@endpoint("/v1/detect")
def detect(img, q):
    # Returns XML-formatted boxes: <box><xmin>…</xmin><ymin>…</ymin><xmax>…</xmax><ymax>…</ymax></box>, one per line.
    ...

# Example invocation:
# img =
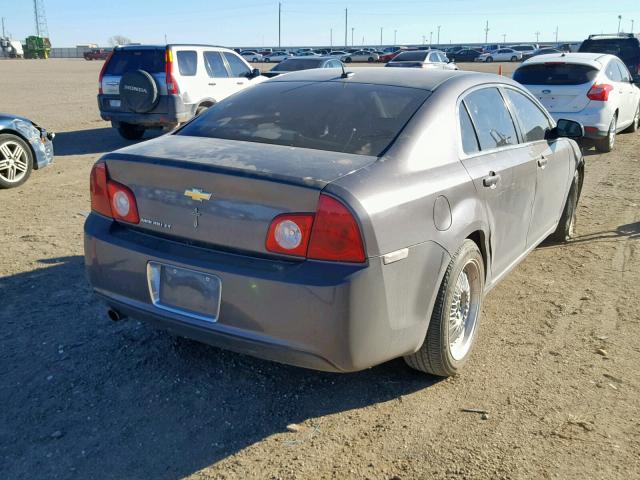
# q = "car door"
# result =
<box><xmin>604</xmin><ymin>59</ymin><xmax>631</xmax><ymax>125</ymax></box>
<box><xmin>502</xmin><ymin>87</ymin><xmax>572</xmax><ymax>246</ymax></box>
<box><xmin>458</xmin><ymin>87</ymin><xmax>538</xmax><ymax>279</ymax></box>
<box><xmin>203</xmin><ymin>51</ymin><xmax>235</xmax><ymax>102</ymax></box>
<box><xmin>222</xmin><ymin>52</ymin><xmax>252</xmax><ymax>94</ymax></box>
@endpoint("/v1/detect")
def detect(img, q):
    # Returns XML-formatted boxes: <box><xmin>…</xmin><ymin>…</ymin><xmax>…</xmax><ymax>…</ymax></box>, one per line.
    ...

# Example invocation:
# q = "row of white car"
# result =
<box><xmin>239</xmin><ymin>49</ymin><xmax>381</xmax><ymax>63</ymax></box>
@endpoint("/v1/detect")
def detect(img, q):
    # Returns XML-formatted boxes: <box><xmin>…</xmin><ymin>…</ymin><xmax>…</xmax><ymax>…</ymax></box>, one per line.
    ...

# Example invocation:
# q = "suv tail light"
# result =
<box><xmin>98</xmin><ymin>51</ymin><xmax>113</xmax><ymax>94</ymax></box>
<box><xmin>587</xmin><ymin>83</ymin><xmax>613</xmax><ymax>101</ymax></box>
<box><xmin>165</xmin><ymin>48</ymin><xmax>179</xmax><ymax>95</ymax></box>
<box><xmin>90</xmin><ymin>162</ymin><xmax>140</xmax><ymax>224</ymax></box>
<box><xmin>265</xmin><ymin>194</ymin><xmax>366</xmax><ymax>263</ymax></box>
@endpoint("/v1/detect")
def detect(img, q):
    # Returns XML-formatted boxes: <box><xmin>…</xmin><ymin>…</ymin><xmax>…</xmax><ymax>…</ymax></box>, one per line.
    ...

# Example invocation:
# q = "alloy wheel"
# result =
<box><xmin>0</xmin><ymin>140</ymin><xmax>29</xmax><ymax>184</ymax></box>
<box><xmin>448</xmin><ymin>258</ymin><xmax>482</xmax><ymax>361</ymax></box>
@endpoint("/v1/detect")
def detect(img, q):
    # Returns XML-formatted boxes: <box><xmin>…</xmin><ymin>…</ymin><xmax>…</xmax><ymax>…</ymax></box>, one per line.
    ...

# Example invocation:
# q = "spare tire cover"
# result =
<box><xmin>119</xmin><ymin>70</ymin><xmax>159</xmax><ymax>113</ymax></box>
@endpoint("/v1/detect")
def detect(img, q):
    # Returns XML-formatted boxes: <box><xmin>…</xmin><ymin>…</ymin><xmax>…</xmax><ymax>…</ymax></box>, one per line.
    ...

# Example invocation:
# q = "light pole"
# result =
<box><xmin>437</xmin><ymin>25</ymin><xmax>441</xmax><ymax>46</ymax></box>
<box><xmin>351</xmin><ymin>27</ymin><xmax>354</xmax><ymax>47</ymax></box>
<box><xmin>502</xmin><ymin>33</ymin><xmax>506</xmax><ymax>44</ymax></box>
<box><xmin>555</xmin><ymin>26</ymin><xmax>559</xmax><ymax>43</ymax></box>
<box><xmin>484</xmin><ymin>20</ymin><xmax>489</xmax><ymax>44</ymax></box>
<box><xmin>618</xmin><ymin>15</ymin><xmax>622</xmax><ymax>33</ymax></box>
<box><xmin>278</xmin><ymin>2</ymin><xmax>281</xmax><ymax>49</ymax></box>
<box><xmin>535</xmin><ymin>31</ymin><xmax>540</xmax><ymax>43</ymax></box>
<box><xmin>330</xmin><ymin>28</ymin><xmax>333</xmax><ymax>48</ymax></box>
<box><xmin>344</xmin><ymin>8</ymin><xmax>348</xmax><ymax>49</ymax></box>
<box><xmin>394</xmin><ymin>29</ymin><xmax>397</xmax><ymax>45</ymax></box>
<box><xmin>380</xmin><ymin>27</ymin><xmax>383</xmax><ymax>46</ymax></box>
<box><xmin>631</xmin><ymin>19</ymin><xmax>635</xmax><ymax>33</ymax></box>
<box><xmin>429</xmin><ymin>31</ymin><xmax>433</xmax><ymax>46</ymax></box>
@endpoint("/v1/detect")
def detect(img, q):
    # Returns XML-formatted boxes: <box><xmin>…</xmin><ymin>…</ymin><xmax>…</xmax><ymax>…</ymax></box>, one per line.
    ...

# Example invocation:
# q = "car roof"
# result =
<box><xmin>266</xmin><ymin>67</ymin><xmax>512</xmax><ymax>92</ymax></box>
<box><xmin>521</xmin><ymin>52</ymin><xmax>611</xmax><ymax>68</ymax></box>
<box><xmin>115</xmin><ymin>44</ymin><xmax>231</xmax><ymax>52</ymax></box>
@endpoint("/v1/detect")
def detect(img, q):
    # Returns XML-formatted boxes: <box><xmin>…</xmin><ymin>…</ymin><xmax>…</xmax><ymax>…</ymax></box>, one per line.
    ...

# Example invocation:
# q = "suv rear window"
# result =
<box><xmin>104</xmin><ymin>49</ymin><xmax>165</xmax><ymax>75</ymax></box>
<box><xmin>579</xmin><ymin>38</ymin><xmax>640</xmax><ymax>64</ymax></box>
<box><xmin>513</xmin><ymin>64</ymin><xmax>599</xmax><ymax>85</ymax></box>
<box><xmin>178</xmin><ymin>81</ymin><xmax>431</xmax><ymax>156</ymax></box>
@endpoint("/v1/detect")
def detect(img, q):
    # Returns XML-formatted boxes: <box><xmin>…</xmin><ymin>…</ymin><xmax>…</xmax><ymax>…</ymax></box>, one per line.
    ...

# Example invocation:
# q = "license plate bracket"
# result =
<box><xmin>147</xmin><ymin>262</ymin><xmax>221</xmax><ymax>322</ymax></box>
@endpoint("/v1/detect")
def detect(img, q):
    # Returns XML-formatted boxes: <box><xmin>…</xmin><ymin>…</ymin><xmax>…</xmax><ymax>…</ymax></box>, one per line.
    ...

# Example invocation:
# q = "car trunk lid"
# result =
<box><xmin>101</xmin><ymin>135</ymin><xmax>376</xmax><ymax>255</ymax></box>
<box><xmin>525</xmin><ymin>84</ymin><xmax>593</xmax><ymax>112</ymax></box>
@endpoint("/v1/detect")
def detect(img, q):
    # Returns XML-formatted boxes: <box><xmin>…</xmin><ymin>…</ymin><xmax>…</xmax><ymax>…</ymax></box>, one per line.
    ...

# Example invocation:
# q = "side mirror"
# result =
<box><xmin>548</xmin><ymin>119</ymin><xmax>584</xmax><ymax>140</ymax></box>
<box><xmin>250</xmin><ymin>68</ymin><xmax>261</xmax><ymax>78</ymax></box>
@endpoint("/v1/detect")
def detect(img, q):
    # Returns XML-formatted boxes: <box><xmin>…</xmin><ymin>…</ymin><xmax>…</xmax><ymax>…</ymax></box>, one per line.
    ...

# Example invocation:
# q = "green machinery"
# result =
<box><xmin>24</xmin><ymin>35</ymin><xmax>51</xmax><ymax>59</ymax></box>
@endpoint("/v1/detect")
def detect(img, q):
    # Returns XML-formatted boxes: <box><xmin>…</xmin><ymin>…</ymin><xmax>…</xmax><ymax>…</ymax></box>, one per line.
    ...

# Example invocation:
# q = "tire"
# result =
<box><xmin>622</xmin><ymin>103</ymin><xmax>639</xmax><ymax>134</ymax></box>
<box><xmin>511</xmin><ymin>56</ymin><xmax>517</xmax><ymax>62</ymax></box>
<box><xmin>116</xmin><ymin>123</ymin><xmax>146</xmax><ymax>140</ymax></box>
<box><xmin>368</xmin><ymin>57</ymin><xmax>374</xmax><ymax>63</ymax></box>
<box><xmin>486</xmin><ymin>56</ymin><xmax>493</xmax><ymax>63</ymax></box>
<box><xmin>252</xmin><ymin>57</ymin><xmax>258</xmax><ymax>62</ymax></box>
<box><xmin>548</xmin><ymin>169</ymin><xmax>581</xmax><ymax>243</ymax></box>
<box><xmin>404</xmin><ymin>239</ymin><xmax>485</xmax><ymax>377</ymax></box>
<box><xmin>344</xmin><ymin>57</ymin><xmax>352</xmax><ymax>63</ymax></box>
<box><xmin>0</xmin><ymin>134</ymin><xmax>34</xmax><ymax>189</ymax></box>
<box><xmin>595</xmin><ymin>114</ymin><xmax>617</xmax><ymax>153</ymax></box>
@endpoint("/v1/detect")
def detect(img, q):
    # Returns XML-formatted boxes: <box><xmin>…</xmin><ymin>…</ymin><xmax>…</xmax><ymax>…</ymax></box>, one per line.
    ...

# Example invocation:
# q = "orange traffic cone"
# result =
<box><xmin>498</xmin><ymin>65</ymin><xmax>503</xmax><ymax>76</ymax></box>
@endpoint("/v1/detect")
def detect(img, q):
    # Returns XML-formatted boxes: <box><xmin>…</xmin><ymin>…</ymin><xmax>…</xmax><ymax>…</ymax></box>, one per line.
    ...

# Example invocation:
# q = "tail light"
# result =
<box><xmin>90</xmin><ymin>162</ymin><xmax>139</xmax><ymax>224</ymax></box>
<box><xmin>97</xmin><ymin>51</ymin><xmax>113</xmax><ymax>94</ymax></box>
<box><xmin>265</xmin><ymin>194</ymin><xmax>366</xmax><ymax>263</ymax></box>
<box><xmin>165</xmin><ymin>48</ymin><xmax>179</xmax><ymax>95</ymax></box>
<box><xmin>587</xmin><ymin>83</ymin><xmax>613</xmax><ymax>101</ymax></box>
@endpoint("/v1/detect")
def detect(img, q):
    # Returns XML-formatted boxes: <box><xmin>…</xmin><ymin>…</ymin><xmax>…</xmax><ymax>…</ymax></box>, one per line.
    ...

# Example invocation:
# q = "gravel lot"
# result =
<box><xmin>1</xmin><ymin>59</ymin><xmax>639</xmax><ymax>480</ymax></box>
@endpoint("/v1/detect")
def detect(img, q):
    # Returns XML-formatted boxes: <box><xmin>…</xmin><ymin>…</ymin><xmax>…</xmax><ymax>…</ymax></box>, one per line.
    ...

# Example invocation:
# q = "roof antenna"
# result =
<box><xmin>340</xmin><ymin>63</ymin><xmax>353</xmax><ymax>79</ymax></box>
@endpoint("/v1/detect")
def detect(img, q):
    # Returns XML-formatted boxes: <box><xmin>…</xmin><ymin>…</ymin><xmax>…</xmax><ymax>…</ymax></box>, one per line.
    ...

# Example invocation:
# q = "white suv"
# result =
<box><xmin>514</xmin><ymin>52</ymin><xmax>640</xmax><ymax>152</ymax></box>
<box><xmin>98</xmin><ymin>44</ymin><xmax>266</xmax><ymax>139</ymax></box>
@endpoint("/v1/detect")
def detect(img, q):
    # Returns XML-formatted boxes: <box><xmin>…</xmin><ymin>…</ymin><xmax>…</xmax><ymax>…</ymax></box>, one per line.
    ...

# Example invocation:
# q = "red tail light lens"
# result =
<box><xmin>587</xmin><ymin>83</ymin><xmax>613</xmax><ymax>101</ymax></box>
<box><xmin>98</xmin><ymin>51</ymin><xmax>113</xmax><ymax>94</ymax></box>
<box><xmin>308</xmin><ymin>194</ymin><xmax>366</xmax><ymax>263</ymax></box>
<box><xmin>89</xmin><ymin>162</ymin><xmax>139</xmax><ymax>224</ymax></box>
<box><xmin>265</xmin><ymin>214</ymin><xmax>314</xmax><ymax>257</ymax></box>
<box><xmin>90</xmin><ymin>162</ymin><xmax>111</xmax><ymax>217</ymax></box>
<box><xmin>165</xmin><ymin>48</ymin><xmax>179</xmax><ymax>95</ymax></box>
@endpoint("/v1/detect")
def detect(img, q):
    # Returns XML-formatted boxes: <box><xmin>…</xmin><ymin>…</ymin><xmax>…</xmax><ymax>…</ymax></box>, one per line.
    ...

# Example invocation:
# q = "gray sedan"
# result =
<box><xmin>0</xmin><ymin>113</ymin><xmax>54</xmax><ymax>189</ymax></box>
<box><xmin>84</xmin><ymin>68</ymin><xmax>584</xmax><ymax>376</ymax></box>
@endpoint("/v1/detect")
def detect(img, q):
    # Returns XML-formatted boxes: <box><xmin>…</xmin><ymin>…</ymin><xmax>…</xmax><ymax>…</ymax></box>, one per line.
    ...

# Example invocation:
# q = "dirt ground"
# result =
<box><xmin>1</xmin><ymin>59</ymin><xmax>639</xmax><ymax>480</ymax></box>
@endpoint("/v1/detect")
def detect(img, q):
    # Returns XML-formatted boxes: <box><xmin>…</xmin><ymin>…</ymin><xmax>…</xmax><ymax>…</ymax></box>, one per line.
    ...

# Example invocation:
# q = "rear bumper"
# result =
<box><xmin>84</xmin><ymin>214</ymin><xmax>449</xmax><ymax>372</ymax></box>
<box><xmin>549</xmin><ymin>108</ymin><xmax>613</xmax><ymax>139</ymax></box>
<box><xmin>97</xmin><ymin>94</ymin><xmax>192</xmax><ymax>127</ymax></box>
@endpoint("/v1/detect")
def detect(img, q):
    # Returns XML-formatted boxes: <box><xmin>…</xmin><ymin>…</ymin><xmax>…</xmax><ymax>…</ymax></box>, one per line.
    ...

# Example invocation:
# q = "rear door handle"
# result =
<box><xmin>236</xmin><ymin>81</ymin><xmax>245</xmax><ymax>85</ymax></box>
<box><xmin>482</xmin><ymin>172</ymin><xmax>501</xmax><ymax>188</ymax></box>
<box><xmin>537</xmin><ymin>156</ymin><xmax>548</xmax><ymax>168</ymax></box>
<box><xmin>208</xmin><ymin>82</ymin><xmax>216</xmax><ymax>86</ymax></box>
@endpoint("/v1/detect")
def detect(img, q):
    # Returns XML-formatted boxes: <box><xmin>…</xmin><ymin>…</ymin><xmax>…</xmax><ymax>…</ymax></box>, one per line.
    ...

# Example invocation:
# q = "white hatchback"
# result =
<box><xmin>514</xmin><ymin>52</ymin><xmax>640</xmax><ymax>152</ymax></box>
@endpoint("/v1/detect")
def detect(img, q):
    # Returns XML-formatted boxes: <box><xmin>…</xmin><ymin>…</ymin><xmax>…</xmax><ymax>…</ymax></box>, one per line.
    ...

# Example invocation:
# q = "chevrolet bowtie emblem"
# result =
<box><xmin>184</xmin><ymin>188</ymin><xmax>212</xmax><ymax>202</ymax></box>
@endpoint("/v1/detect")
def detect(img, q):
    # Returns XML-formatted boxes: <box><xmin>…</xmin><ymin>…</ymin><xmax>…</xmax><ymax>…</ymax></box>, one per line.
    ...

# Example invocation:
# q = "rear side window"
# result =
<box><xmin>463</xmin><ymin>88</ymin><xmax>518</xmax><ymax>150</ymax></box>
<box><xmin>605</xmin><ymin>61</ymin><xmax>622</xmax><ymax>82</ymax></box>
<box><xmin>504</xmin><ymin>89</ymin><xmax>551</xmax><ymax>143</ymax></box>
<box><xmin>104</xmin><ymin>49</ymin><xmax>165</xmax><ymax>75</ymax></box>
<box><xmin>204</xmin><ymin>51</ymin><xmax>229</xmax><ymax>78</ymax></box>
<box><xmin>273</xmin><ymin>59</ymin><xmax>323</xmax><ymax>71</ymax></box>
<box><xmin>178</xmin><ymin>81</ymin><xmax>431</xmax><ymax>156</ymax></box>
<box><xmin>176</xmin><ymin>51</ymin><xmax>197</xmax><ymax>76</ymax></box>
<box><xmin>513</xmin><ymin>64</ymin><xmax>599</xmax><ymax>85</ymax></box>
<box><xmin>223</xmin><ymin>53</ymin><xmax>251</xmax><ymax>77</ymax></box>
<box><xmin>616</xmin><ymin>60</ymin><xmax>631</xmax><ymax>82</ymax></box>
<box><xmin>459</xmin><ymin>103</ymin><xmax>480</xmax><ymax>154</ymax></box>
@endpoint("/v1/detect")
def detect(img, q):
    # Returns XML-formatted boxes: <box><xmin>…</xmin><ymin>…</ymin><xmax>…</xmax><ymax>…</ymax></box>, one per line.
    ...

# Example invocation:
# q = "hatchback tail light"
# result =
<box><xmin>265</xmin><ymin>194</ymin><xmax>366</xmax><ymax>263</ymax></box>
<box><xmin>587</xmin><ymin>83</ymin><xmax>613</xmax><ymax>101</ymax></box>
<box><xmin>98</xmin><ymin>51</ymin><xmax>113</xmax><ymax>94</ymax></box>
<box><xmin>165</xmin><ymin>48</ymin><xmax>179</xmax><ymax>95</ymax></box>
<box><xmin>90</xmin><ymin>162</ymin><xmax>140</xmax><ymax>224</ymax></box>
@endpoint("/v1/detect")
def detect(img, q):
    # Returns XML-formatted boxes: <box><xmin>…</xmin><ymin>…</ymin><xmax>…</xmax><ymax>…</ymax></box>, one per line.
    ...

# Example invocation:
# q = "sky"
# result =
<box><xmin>1</xmin><ymin>0</ymin><xmax>639</xmax><ymax>47</ymax></box>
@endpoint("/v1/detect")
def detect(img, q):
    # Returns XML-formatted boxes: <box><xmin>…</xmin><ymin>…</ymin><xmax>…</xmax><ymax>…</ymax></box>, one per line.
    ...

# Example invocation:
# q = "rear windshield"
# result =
<box><xmin>178</xmin><ymin>81</ymin><xmax>430</xmax><ymax>156</ymax></box>
<box><xmin>104</xmin><ymin>49</ymin><xmax>165</xmax><ymax>75</ymax></box>
<box><xmin>273</xmin><ymin>59</ymin><xmax>323</xmax><ymax>71</ymax></box>
<box><xmin>392</xmin><ymin>51</ymin><xmax>427</xmax><ymax>62</ymax></box>
<box><xmin>579</xmin><ymin>38</ymin><xmax>640</xmax><ymax>62</ymax></box>
<box><xmin>513</xmin><ymin>63</ymin><xmax>599</xmax><ymax>85</ymax></box>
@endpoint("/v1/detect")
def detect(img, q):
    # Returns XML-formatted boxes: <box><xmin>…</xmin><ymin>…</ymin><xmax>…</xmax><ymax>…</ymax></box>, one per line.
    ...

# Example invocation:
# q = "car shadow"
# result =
<box><xmin>539</xmin><ymin>221</ymin><xmax>640</xmax><ymax>249</ymax></box>
<box><xmin>53</xmin><ymin>127</ymin><xmax>163</xmax><ymax>156</ymax></box>
<box><xmin>0</xmin><ymin>255</ymin><xmax>439</xmax><ymax>480</ymax></box>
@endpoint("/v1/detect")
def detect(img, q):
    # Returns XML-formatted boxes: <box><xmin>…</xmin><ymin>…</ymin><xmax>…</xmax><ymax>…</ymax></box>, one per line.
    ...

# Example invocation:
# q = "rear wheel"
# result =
<box><xmin>117</xmin><ymin>122</ymin><xmax>146</xmax><ymax>140</ymax></box>
<box><xmin>595</xmin><ymin>115</ymin><xmax>617</xmax><ymax>153</ymax></box>
<box><xmin>0</xmin><ymin>134</ymin><xmax>33</xmax><ymax>189</ymax></box>
<box><xmin>511</xmin><ymin>56</ymin><xmax>518</xmax><ymax>62</ymax></box>
<box><xmin>404</xmin><ymin>239</ymin><xmax>485</xmax><ymax>377</ymax></box>
<box><xmin>486</xmin><ymin>56</ymin><xmax>493</xmax><ymax>63</ymax></box>
<box><xmin>367</xmin><ymin>57</ymin><xmax>374</xmax><ymax>63</ymax></box>
<box><xmin>548</xmin><ymin>169</ymin><xmax>581</xmax><ymax>243</ymax></box>
<box><xmin>623</xmin><ymin>103</ymin><xmax>639</xmax><ymax>133</ymax></box>
<box><xmin>344</xmin><ymin>57</ymin><xmax>352</xmax><ymax>63</ymax></box>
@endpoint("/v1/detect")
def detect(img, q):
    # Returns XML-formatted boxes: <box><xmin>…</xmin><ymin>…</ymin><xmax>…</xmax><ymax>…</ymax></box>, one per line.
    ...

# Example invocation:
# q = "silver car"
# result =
<box><xmin>84</xmin><ymin>68</ymin><xmax>584</xmax><ymax>376</ymax></box>
<box><xmin>386</xmin><ymin>49</ymin><xmax>457</xmax><ymax>70</ymax></box>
